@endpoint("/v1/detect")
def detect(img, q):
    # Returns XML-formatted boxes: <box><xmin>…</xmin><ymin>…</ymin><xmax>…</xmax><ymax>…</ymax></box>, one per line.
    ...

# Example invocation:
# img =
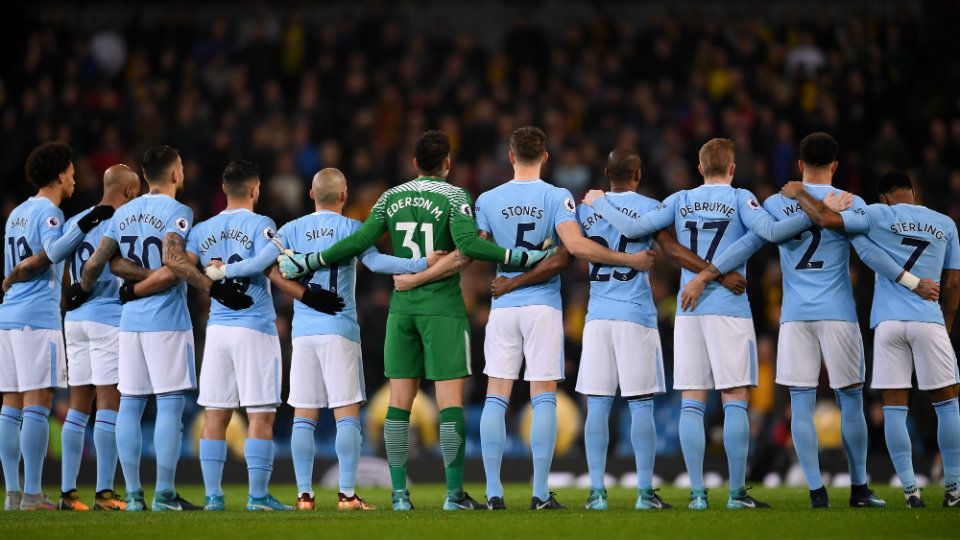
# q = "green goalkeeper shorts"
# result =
<box><xmin>384</xmin><ymin>313</ymin><xmax>472</xmax><ymax>381</ymax></box>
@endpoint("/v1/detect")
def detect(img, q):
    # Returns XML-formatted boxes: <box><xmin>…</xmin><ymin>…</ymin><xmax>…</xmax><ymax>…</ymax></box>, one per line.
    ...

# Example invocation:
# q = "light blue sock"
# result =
<box><xmin>835</xmin><ymin>386</ymin><xmax>869</xmax><ymax>486</ymax></box>
<box><xmin>116</xmin><ymin>396</ymin><xmax>147</xmax><ymax>493</ymax></box>
<box><xmin>199</xmin><ymin>438</ymin><xmax>227</xmax><ymax>497</ymax></box>
<box><xmin>0</xmin><ymin>406</ymin><xmax>22</xmax><ymax>492</ymax></box>
<box><xmin>60</xmin><ymin>409</ymin><xmax>89</xmax><ymax>492</ymax></box>
<box><xmin>480</xmin><ymin>394</ymin><xmax>508</xmax><ymax>499</ymax></box>
<box><xmin>93</xmin><ymin>409</ymin><xmax>118</xmax><ymax>493</ymax></box>
<box><xmin>723</xmin><ymin>400</ymin><xmax>750</xmax><ymax>496</ymax></box>
<box><xmin>679</xmin><ymin>399</ymin><xmax>706</xmax><ymax>490</ymax></box>
<box><xmin>629</xmin><ymin>398</ymin><xmax>656</xmax><ymax>491</ymax></box>
<box><xmin>933</xmin><ymin>398</ymin><xmax>960</xmax><ymax>491</ymax></box>
<box><xmin>790</xmin><ymin>387</ymin><xmax>822</xmax><ymax>490</ymax></box>
<box><xmin>291</xmin><ymin>417</ymin><xmax>316</xmax><ymax>494</ymax></box>
<box><xmin>883</xmin><ymin>405</ymin><xmax>917</xmax><ymax>494</ymax></box>
<box><xmin>154</xmin><ymin>393</ymin><xmax>185</xmax><ymax>492</ymax></box>
<box><xmin>245</xmin><ymin>438</ymin><xmax>274</xmax><ymax>499</ymax></box>
<box><xmin>530</xmin><ymin>392</ymin><xmax>557</xmax><ymax>501</ymax></box>
<box><xmin>584</xmin><ymin>396</ymin><xmax>613</xmax><ymax>490</ymax></box>
<box><xmin>335</xmin><ymin>416</ymin><xmax>362</xmax><ymax>496</ymax></box>
<box><xmin>21</xmin><ymin>405</ymin><xmax>50</xmax><ymax>494</ymax></box>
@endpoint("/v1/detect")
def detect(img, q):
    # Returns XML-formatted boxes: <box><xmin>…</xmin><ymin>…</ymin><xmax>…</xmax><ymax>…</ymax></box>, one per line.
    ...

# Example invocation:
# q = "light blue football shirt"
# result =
<box><xmin>103</xmin><ymin>193</ymin><xmax>193</xmax><ymax>332</ymax></box>
<box><xmin>576</xmin><ymin>192</ymin><xmax>659</xmax><ymax>329</ymax></box>
<box><xmin>276</xmin><ymin>210</ymin><xmax>426</xmax><ymax>342</ymax></box>
<box><xmin>858</xmin><ymin>203</ymin><xmax>960</xmax><ymax>328</ymax></box>
<box><xmin>474</xmin><ymin>179</ymin><xmax>577</xmax><ymax>311</ymax></box>
<box><xmin>591</xmin><ymin>183</ymin><xmax>811</xmax><ymax>318</ymax></box>
<box><xmin>712</xmin><ymin>184</ymin><xmax>869</xmax><ymax>323</ymax></box>
<box><xmin>186</xmin><ymin>209</ymin><xmax>278</xmax><ymax>336</ymax></box>
<box><xmin>64</xmin><ymin>207</ymin><xmax>122</xmax><ymax>327</ymax></box>
<box><xmin>0</xmin><ymin>197</ymin><xmax>67</xmax><ymax>330</ymax></box>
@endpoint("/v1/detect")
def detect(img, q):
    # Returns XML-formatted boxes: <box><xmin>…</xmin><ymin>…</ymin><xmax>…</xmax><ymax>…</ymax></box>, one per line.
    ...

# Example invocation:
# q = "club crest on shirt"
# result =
<box><xmin>564</xmin><ymin>198</ymin><xmax>576</xmax><ymax>212</ymax></box>
<box><xmin>263</xmin><ymin>227</ymin><xmax>276</xmax><ymax>240</ymax></box>
<box><xmin>747</xmin><ymin>198</ymin><xmax>761</xmax><ymax>210</ymax></box>
<box><xmin>175</xmin><ymin>217</ymin><xmax>189</xmax><ymax>232</ymax></box>
<box><xmin>460</xmin><ymin>203</ymin><xmax>473</xmax><ymax>217</ymax></box>
<box><xmin>46</xmin><ymin>216</ymin><xmax>60</xmax><ymax>228</ymax></box>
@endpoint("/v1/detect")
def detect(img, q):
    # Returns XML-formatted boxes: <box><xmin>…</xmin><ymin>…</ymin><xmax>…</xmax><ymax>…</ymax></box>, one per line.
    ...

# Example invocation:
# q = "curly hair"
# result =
<box><xmin>25</xmin><ymin>141</ymin><xmax>73</xmax><ymax>189</ymax></box>
<box><xmin>414</xmin><ymin>130</ymin><xmax>450</xmax><ymax>175</ymax></box>
<box><xmin>799</xmin><ymin>132</ymin><xmax>839</xmax><ymax>167</ymax></box>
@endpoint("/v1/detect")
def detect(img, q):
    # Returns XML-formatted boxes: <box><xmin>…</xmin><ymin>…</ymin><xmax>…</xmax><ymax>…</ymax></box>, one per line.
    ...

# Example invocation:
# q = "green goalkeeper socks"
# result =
<box><xmin>384</xmin><ymin>407</ymin><xmax>411</xmax><ymax>492</ymax></box>
<box><xmin>439</xmin><ymin>407</ymin><xmax>466</xmax><ymax>497</ymax></box>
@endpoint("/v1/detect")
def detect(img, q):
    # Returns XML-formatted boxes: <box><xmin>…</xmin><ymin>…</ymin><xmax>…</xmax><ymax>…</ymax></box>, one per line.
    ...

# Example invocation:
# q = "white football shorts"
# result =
<box><xmin>483</xmin><ymin>305</ymin><xmax>564</xmax><ymax>382</ymax></box>
<box><xmin>118</xmin><ymin>330</ymin><xmax>196</xmax><ymax>395</ymax></box>
<box><xmin>0</xmin><ymin>326</ymin><xmax>67</xmax><ymax>392</ymax></box>
<box><xmin>871</xmin><ymin>320</ymin><xmax>960</xmax><ymax>391</ymax></box>
<box><xmin>576</xmin><ymin>319</ymin><xmax>665</xmax><ymax>397</ymax></box>
<box><xmin>198</xmin><ymin>325</ymin><xmax>282</xmax><ymax>409</ymax></box>
<box><xmin>287</xmin><ymin>334</ymin><xmax>366</xmax><ymax>409</ymax></box>
<box><xmin>65</xmin><ymin>320</ymin><xmax>120</xmax><ymax>387</ymax></box>
<box><xmin>673</xmin><ymin>315</ymin><xmax>758</xmax><ymax>390</ymax></box>
<box><xmin>776</xmin><ymin>320</ymin><xmax>865</xmax><ymax>389</ymax></box>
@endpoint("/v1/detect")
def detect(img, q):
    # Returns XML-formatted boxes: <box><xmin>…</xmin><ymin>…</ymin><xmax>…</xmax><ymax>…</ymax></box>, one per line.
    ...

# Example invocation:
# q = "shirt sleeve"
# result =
<box><xmin>165</xmin><ymin>205</ymin><xmax>193</xmax><ymax>239</ymax></box>
<box><xmin>945</xmin><ymin>222</ymin><xmax>960</xmax><ymax>271</ymax></box>
<box><xmin>591</xmin><ymin>193</ymin><xmax>675</xmax><ymax>238</ymax></box>
<box><xmin>44</xmin><ymin>212</ymin><xmax>85</xmax><ymax>263</ymax></box>
<box><xmin>185</xmin><ymin>228</ymin><xmax>199</xmax><ymax>257</ymax></box>
<box><xmin>224</xmin><ymin>217</ymin><xmax>283</xmax><ymax>278</ymax></box>
<box><xmin>838</xmin><ymin>195</ymin><xmax>869</xmax><ymax>234</ymax></box>
<box><xmin>712</xmin><ymin>231</ymin><xmax>766</xmax><ymax>274</ymax></box>
<box><xmin>553</xmin><ymin>188</ymin><xmax>577</xmax><ymax>226</ymax></box>
<box><xmin>359</xmin><ymin>246</ymin><xmax>427</xmax><ymax>274</ymax></box>
<box><xmin>738</xmin><ymin>189</ymin><xmax>811</xmax><ymax>242</ymax></box>
<box><xmin>448</xmin><ymin>188</ymin><xmax>510</xmax><ymax>262</ymax></box>
<box><xmin>850</xmin><ymin>234</ymin><xmax>904</xmax><ymax>281</ymax></box>
<box><xmin>318</xmin><ymin>196</ymin><xmax>389</xmax><ymax>265</ymax></box>
<box><xmin>474</xmin><ymin>192</ymin><xmax>490</xmax><ymax>235</ymax></box>
<box><xmin>103</xmin><ymin>215</ymin><xmax>118</xmax><ymax>242</ymax></box>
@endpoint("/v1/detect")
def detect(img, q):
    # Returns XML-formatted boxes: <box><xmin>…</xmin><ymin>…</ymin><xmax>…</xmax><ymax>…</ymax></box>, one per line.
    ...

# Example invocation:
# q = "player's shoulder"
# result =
<box><xmin>65</xmin><ymin>207</ymin><xmax>93</xmax><ymax>228</ymax></box>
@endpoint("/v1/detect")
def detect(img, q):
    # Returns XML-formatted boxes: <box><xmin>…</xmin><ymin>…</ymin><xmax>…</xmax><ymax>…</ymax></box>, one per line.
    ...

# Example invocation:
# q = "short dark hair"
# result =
<box><xmin>877</xmin><ymin>170</ymin><xmax>913</xmax><ymax>196</ymax></box>
<box><xmin>414</xmin><ymin>130</ymin><xmax>450</xmax><ymax>175</ymax></box>
<box><xmin>799</xmin><ymin>132</ymin><xmax>839</xmax><ymax>167</ymax></box>
<box><xmin>25</xmin><ymin>141</ymin><xmax>73</xmax><ymax>189</ymax></box>
<box><xmin>606</xmin><ymin>148</ymin><xmax>641</xmax><ymax>184</ymax></box>
<box><xmin>142</xmin><ymin>145</ymin><xmax>180</xmax><ymax>182</ymax></box>
<box><xmin>510</xmin><ymin>126</ymin><xmax>547</xmax><ymax>164</ymax></box>
<box><xmin>222</xmin><ymin>160</ymin><xmax>260</xmax><ymax>197</ymax></box>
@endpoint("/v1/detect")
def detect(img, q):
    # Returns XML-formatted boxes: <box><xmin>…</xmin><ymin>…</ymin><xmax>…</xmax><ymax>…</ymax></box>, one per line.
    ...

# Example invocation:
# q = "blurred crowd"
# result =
<box><xmin>3</xmin><ymin>1</ymin><xmax>960</xmax><ymax>480</ymax></box>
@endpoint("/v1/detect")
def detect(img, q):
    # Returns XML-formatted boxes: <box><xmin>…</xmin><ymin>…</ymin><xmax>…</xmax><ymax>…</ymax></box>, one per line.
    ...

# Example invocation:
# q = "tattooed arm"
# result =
<box><xmin>80</xmin><ymin>237</ymin><xmax>120</xmax><ymax>292</ymax></box>
<box><xmin>109</xmin><ymin>255</ymin><xmax>153</xmax><ymax>282</ymax></box>
<box><xmin>162</xmin><ymin>232</ymin><xmax>213</xmax><ymax>292</ymax></box>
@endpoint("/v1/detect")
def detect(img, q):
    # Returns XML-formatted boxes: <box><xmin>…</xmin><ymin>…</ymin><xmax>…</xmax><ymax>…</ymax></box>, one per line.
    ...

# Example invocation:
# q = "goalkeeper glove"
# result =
<box><xmin>504</xmin><ymin>246</ymin><xmax>557</xmax><ymax>269</ymax></box>
<box><xmin>278</xmin><ymin>251</ymin><xmax>324</xmax><ymax>279</ymax></box>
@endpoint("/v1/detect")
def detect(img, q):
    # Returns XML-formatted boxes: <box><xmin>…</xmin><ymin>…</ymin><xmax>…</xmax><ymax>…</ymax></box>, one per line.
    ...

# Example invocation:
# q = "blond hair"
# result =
<box><xmin>698</xmin><ymin>138</ymin><xmax>735</xmax><ymax>177</ymax></box>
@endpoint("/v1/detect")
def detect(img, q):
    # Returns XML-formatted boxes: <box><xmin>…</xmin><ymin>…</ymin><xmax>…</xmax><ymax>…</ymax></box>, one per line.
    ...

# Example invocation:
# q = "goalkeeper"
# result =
<box><xmin>278</xmin><ymin>130</ymin><xmax>554</xmax><ymax>511</ymax></box>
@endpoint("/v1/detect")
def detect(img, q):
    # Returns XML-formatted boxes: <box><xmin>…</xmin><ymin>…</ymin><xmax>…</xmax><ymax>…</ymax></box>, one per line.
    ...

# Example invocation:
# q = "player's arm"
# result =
<box><xmin>162</xmin><ymin>232</ymin><xmax>214</xmax><ymax>292</ymax></box>
<box><xmin>109</xmin><ymin>255</ymin><xmax>153</xmax><ymax>281</ymax></box>
<box><xmin>655</xmin><ymin>228</ymin><xmax>748</xmax><ymax>295</ymax></box>
<box><xmin>739</xmin><ymin>192</ymin><xmax>813</xmax><ymax>243</ymax></box>
<box><xmin>555</xmin><ymin>221</ymin><xmax>655</xmax><ymax>270</ymax></box>
<box><xmin>44</xmin><ymin>206</ymin><xmax>115</xmax><ymax>264</ymax></box>
<box><xmin>279</xmin><ymin>214</ymin><xmax>387</xmax><ymax>279</ymax></box>
<box><xmin>941</xmin><ymin>269</ymin><xmax>960</xmax><ymax>331</ymax></box>
<box><xmin>359</xmin><ymin>246</ymin><xmax>430</xmax><ymax>275</ymax></box>
<box><xmin>848</xmin><ymin>235</ymin><xmax>937</xmax><ymax>300</ymax></box>
<box><xmin>394</xmin><ymin>250</ymin><xmax>473</xmax><ymax>291</ymax></box>
<box><xmin>264</xmin><ymin>263</ymin><xmax>344</xmax><ymax>314</ymax></box>
<box><xmin>491</xmin><ymin>246</ymin><xmax>572</xmax><ymax>298</ymax></box>
<box><xmin>2</xmin><ymin>251</ymin><xmax>52</xmax><ymax>292</ymax></box>
<box><xmin>79</xmin><ymin>237</ymin><xmax>119</xmax><ymax>292</ymax></box>
<box><xmin>780</xmin><ymin>182</ymin><xmax>861</xmax><ymax>233</ymax></box>
<box><xmin>211</xmin><ymin>244</ymin><xmax>281</xmax><ymax>279</ymax></box>
<box><xmin>584</xmin><ymin>190</ymin><xmax>674</xmax><ymax>239</ymax></box>
<box><xmin>120</xmin><ymin>266</ymin><xmax>179</xmax><ymax>302</ymax></box>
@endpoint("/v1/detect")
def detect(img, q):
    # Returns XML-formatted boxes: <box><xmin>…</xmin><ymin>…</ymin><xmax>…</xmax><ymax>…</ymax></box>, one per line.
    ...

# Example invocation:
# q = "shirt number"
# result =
<box><xmin>395</xmin><ymin>222</ymin><xmax>434</xmax><ymax>259</ymax></box>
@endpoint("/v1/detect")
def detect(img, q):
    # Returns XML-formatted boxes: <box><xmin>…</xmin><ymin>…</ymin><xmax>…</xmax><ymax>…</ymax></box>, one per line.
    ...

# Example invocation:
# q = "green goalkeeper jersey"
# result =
<box><xmin>318</xmin><ymin>176</ymin><xmax>510</xmax><ymax>316</ymax></box>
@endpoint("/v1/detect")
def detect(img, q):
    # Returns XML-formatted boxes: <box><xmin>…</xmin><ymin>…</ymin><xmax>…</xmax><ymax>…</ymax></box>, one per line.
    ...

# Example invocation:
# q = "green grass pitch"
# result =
<box><xmin>1</xmin><ymin>484</ymin><xmax>956</xmax><ymax>539</ymax></box>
